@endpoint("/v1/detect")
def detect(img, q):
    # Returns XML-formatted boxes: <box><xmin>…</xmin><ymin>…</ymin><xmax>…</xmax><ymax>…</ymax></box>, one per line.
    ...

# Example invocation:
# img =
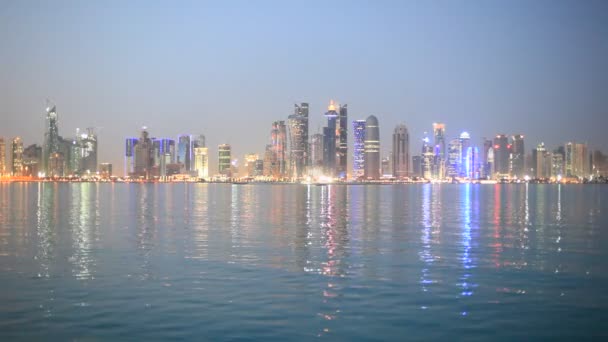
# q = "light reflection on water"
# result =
<box><xmin>0</xmin><ymin>182</ymin><xmax>607</xmax><ymax>340</ymax></box>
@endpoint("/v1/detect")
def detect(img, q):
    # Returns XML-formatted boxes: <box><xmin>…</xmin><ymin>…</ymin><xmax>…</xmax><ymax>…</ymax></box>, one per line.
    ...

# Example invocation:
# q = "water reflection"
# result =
<box><xmin>36</xmin><ymin>183</ymin><xmax>58</xmax><ymax>278</ymax></box>
<box><xmin>458</xmin><ymin>184</ymin><xmax>478</xmax><ymax>315</ymax></box>
<box><xmin>68</xmin><ymin>183</ymin><xmax>100</xmax><ymax>280</ymax></box>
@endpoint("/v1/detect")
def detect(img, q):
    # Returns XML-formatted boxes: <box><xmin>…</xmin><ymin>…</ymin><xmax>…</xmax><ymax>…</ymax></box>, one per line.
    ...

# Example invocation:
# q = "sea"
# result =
<box><xmin>0</xmin><ymin>182</ymin><xmax>606</xmax><ymax>340</ymax></box>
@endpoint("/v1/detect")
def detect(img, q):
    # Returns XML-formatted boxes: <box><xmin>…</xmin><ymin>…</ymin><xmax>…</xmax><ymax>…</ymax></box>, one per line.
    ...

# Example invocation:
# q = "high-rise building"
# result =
<box><xmin>533</xmin><ymin>142</ymin><xmax>549</xmax><ymax>179</ymax></box>
<box><xmin>421</xmin><ymin>135</ymin><xmax>433</xmax><ymax>179</ymax></box>
<box><xmin>100</xmin><ymin>163</ymin><xmax>112</xmax><ymax>179</ymax></box>
<box><xmin>464</xmin><ymin>146</ymin><xmax>480</xmax><ymax>179</ymax></box>
<box><xmin>552</xmin><ymin>152</ymin><xmax>564</xmax><ymax>178</ymax></box>
<box><xmin>125</xmin><ymin>138</ymin><xmax>139</xmax><ymax>176</ymax></box>
<box><xmin>177</xmin><ymin>135</ymin><xmax>191</xmax><ymax>172</ymax></box>
<box><xmin>11</xmin><ymin>137</ymin><xmax>24</xmax><ymax>176</ymax></box>
<box><xmin>565</xmin><ymin>142</ymin><xmax>589</xmax><ymax>178</ymax></box>
<box><xmin>218</xmin><ymin>144</ymin><xmax>231</xmax><ymax>177</ymax></box>
<box><xmin>493</xmin><ymin>134</ymin><xmax>510</xmax><ymax>178</ymax></box>
<box><xmin>271</xmin><ymin>121</ymin><xmax>287</xmax><ymax>179</ymax></box>
<box><xmin>511</xmin><ymin>134</ymin><xmax>525</xmax><ymax>179</ymax></box>
<box><xmin>254</xmin><ymin>159</ymin><xmax>264</xmax><ymax>177</ymax></box>
<box><xmin>288</xmin><ymin>103</ymin><xmax>309</xmax><ymax>179</ymax></box>
<box><xmin>447</xmin><ymin>138</ymin><xmax>461</xmax><ymax>178</ymax></box>
<box><xmin>80</xmin><ymin>128</ymin><xmax>98</xmax><ymax>173</ymax></box>
<box><xmin>0</xmin><ymin>138</ymin><xmax>6</xmax><ymax>176</ymax></box>
<box><xmin>459</xmin><ymin>132</ymin><xmax>471</xmax><ymax>177</ymax></box>
<box><xmin>191</xmin><ymin>134</ymin><xmax>205</xmax><ymax>171</ymax></box>
<box><xmin>412</xmin><ymin>155</ymin><xmax>422</xmax><ymax>178</ymax></box>
<box><xmin>193</xmin><ymin>147</ymin><xmax>209</xmax><ymax>179</ymax></box>
<box><xmin>323</xmin><ymin>100</ymin><xmax>338</xmax><ymax>177</ymax></box>
<box><xmin>432</xmin><ymin>123</ymin><xmax>446</xmax><ymax>179</ymax></box>
<box><xmin>352</xmin><ymin>120</ymin><xmax>366</xmax><ymax>179</ymax></box>
<box><xmin>392</xmin><ymin>124</ymin><xmax>409</xmax><ymax>178</ymax></box>
<box><xmin>23</xmin><ymin>144</ymin><xmax>42</xmax><ymax>177</ymax></box>
<box><xmin>244</xmin><ymin>153</ymin><xmax>259</xmax><ymax>178</ymax></box>
<box><xmin>381</xmin><ymin>156</ymin><xmax>391</xmax><ymax>177</ymax></box>
<box><xmin>134</xmin><ymin>128</ymin><xmax>153</xmax><ymax>179</ymax></box>
<box><xmin>481</xmin><ymin>138</ymin><xmax>493</xmax><ymax>178</ymax></box>
<box><xmin>43</xmin><ymin>105</ymin><xmax>60</xmax><ymax>176</ymax></box>
<box><xmin>310</xmin><ymin>133</ymin><xmax>324</xmax><ymax>177</ymax></box>
<box><xmin>364</xmin><ymin>115</ymin><xmax>380</xmax><ymax>179</ymax></box>
<box><xmin>337</xmin><ymin>104</ymin><xmax>348</xmax><ymax>179</ymax></box>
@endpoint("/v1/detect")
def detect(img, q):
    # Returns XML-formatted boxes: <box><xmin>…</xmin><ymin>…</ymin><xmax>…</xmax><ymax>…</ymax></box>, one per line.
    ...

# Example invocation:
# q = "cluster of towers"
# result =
<box><xmin>0</xmin><ymin>104</ymin><xmax>99</xmax><ymax>178</ymax></box>
<box><xmin>125</xmin><ymin>128</ymin><xmax>208</xmax><ymax>179</ymax></box>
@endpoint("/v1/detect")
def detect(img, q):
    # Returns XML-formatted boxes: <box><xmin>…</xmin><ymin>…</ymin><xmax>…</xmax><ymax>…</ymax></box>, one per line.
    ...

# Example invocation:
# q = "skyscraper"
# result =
<box><xmin>392</xmin><ymin>124</ymin><xmax>409</xmax><ymax>178</ymax></box>
<box><xmin>244</xmin><ymin>153</ymin><xmax>259</xmax><ymax>178</ymax></box>
<box><xmin>125</xmin><ymin>137</ymin><xmax>139</xmax><ymax>176</ymax></box>
<box><xmin>481</xmin><ymin>138</ymin><xmax>493</xmax><ymax>178</ymax></box>
<box><xmin>459</xmin><ymin>132</ymin><xmax>471</xmax><ymax>177</ymax></box>
<box><xmin>80</xmin><ymin>128</ymin><xmax>98</xmax><ymax>173</ymax></box>
<box><xmin>511</xmin><ymin>134</ymin><xmax>525</xmax><ymax>179</ymax></box>
<box><xmin>0</xmin><ymin>138</ymin><xmax>6</xmax><ymax>176</ymax></box>
<box><xmin>432</xmin><ymin>123</ymin><xmax>446</xmax><ymax>179</ymax></box>
<box><xmin>352</xmin><ymin>120</ymin><xmax>366</xmax><ymax>179</ymax></box>
<box><xmin>310</xmin><ymin>133</ymin><xmax>324</xmax><ymax>177</ymax></box>
<box><xmin>493</xmin><ymin>134</ymin><xmax>510</xmax><ymax>178</ymax></box>
<box><xmin>177</xmin><ymin>135</ymin><xmax>191</xmax><ymax>172</ymax></box>
<box><xmin>421</xmin><ymin>135</ymin><xmax>433</xmax><ymax>179</ymax></box>
<box><xmin>288</xmin><ymin>103</ymin><xmax>309</xmax><ymax>179</ymax></box>
<box><xmin>193</xmin><ymin>147</ymin><xmax>209</xmax><ymax>179</ymax></box>
<box><xmin>218</xmin><ymin>144</ymin><xmax>231</xmax><ymax>177</ymax></box>
<box><xmin>271</xmin><ymin>121</ymin><xmax>287</xmax><ymax>179</ymax></box>
<box><xmin>337</xmin><ymin>104</ymin><xmax>348</xmax><ymax>179</ymax></box>
<box><xmin>134</xmin><ymin>128</ymin><xmax>153</xmax><ymax>179</ymax></box>
<box><xmin>323</xmin><ymin>100</ymin><xmax>338</xmax><ymax>176</ymax></box>
<box><xmin>43</xmin><ymin>104</ymin><xmax>60</xmax><ymax>175</ymax></box>
<box><xmin>11</xmin><ymin>137</ymin><xmax>24</xmax><ymax>177</ymax></box>
<box><xmin>533</xmin><ymin>142</ymin><xmax>548</xmax><ymax>179</ymax></box>
<box><xmin>447</xmin><ymin>138</ymin><xmax>461</xmax><ymax>178</ymax></box>
<box><xmin>465</xmin><ymin>146</ymin><xmax>480</xmax><ymax>179</ymax></box>
<box><xmin>364</xmin><ymin>115</ymin><xmax>380</xmax><ymax>180</ymax></box>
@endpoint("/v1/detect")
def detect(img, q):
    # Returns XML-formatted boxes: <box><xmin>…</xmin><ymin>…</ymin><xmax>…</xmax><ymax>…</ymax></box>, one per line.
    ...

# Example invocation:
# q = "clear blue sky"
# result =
<box><xmin>1</xmin><ymin>0</ymin><xmax>607</xmax><ymax>174</ymax></box>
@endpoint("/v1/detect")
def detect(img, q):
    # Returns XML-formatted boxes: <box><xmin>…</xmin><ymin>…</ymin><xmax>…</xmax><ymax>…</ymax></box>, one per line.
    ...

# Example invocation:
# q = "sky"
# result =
<box><xmin>1</xmin><ymin>0</ymin><xmax>607</xmax><ymax>175</ymax></box>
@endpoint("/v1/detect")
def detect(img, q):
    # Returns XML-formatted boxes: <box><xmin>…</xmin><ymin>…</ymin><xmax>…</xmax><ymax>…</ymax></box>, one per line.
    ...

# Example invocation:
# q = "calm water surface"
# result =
<box><xmin>0</xmin><ymin>183</ymin><xmax>607</xmax><ymax>340</ymax></box>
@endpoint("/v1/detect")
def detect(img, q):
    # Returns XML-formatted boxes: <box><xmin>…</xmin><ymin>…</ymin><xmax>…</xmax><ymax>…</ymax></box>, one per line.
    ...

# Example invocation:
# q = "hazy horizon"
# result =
<box><xmin>1</xmin><ymin>0</ymin><xmax>607</xmax><ymax>174</ymax></box>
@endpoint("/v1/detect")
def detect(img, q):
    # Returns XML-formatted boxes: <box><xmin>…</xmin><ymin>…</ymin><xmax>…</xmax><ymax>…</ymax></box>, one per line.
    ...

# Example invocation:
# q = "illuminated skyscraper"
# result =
<box><xmin>481</xmin><ymin>138</ymin><xmax>493</xmax><ymax>178</ymax></box>
<box><xmin>100</xmin><ymin>163</ymin><xmax>112</xmax><ymax>179</ymax></box>
<box><xmin>337</xmin><ymin>104</ymin><xmax>348</xmax><ymax>179</ymax></box>
<box><xmin>271</xmin><ymin>121</ymin><xmax>287</xmax><ymax>179</ymax></box>
<box><xmin>43</xmin><ymin>104</ymin><xmax>60</xmax><ymax>175</ymax></box>
<box><xmin>288</xmin><ymin>103</ymin><xmax>309</xmax><ymax>179</ymax></box>
<box><xmin>364</xmin><ymin>115</ymin><xmax>380</xmax><ymax>179</ymax></box>
<box><xmin>465</xmin><ymin>146</ymin><xmax>480</xmax><ymax>179</ymax></box>
<box><xmin>125</xmin><ymin>137</ymin><xmax>139</xmax><ymax>176</ymax></box>
<box><xmin>0</xmin><ymin>138</ymin><xmax>6</xmax><ymax>176</ymax></box>
<box><xmin>352</xmin><ymin>120</ymin><xmax>366</xmax><ymax>179</ymax></box>
<box><xmin>565</xmin><ymin>142</ymin><xmax>589</xmax><ymax>178</ymax></box>
<box><xmin>11</xmin><ymin>137</ymin><xmax>24</xmax><ymax>176</ymax></box>
<box><xmin>177</xmin><ymin>135</ymin><xmax>191</xmax><ymax>171</ymax></box>
<box><xmin>80</xmin><ymin>128</ymin><xmax>98</xmax><ymax>173</ymax></box>
<box><xmin>493</xmin><ymin>134</ymin><xmax>510</xmax><ymax>178</ymax></box>
<box><xmin>244</xmin><ymin>153</ymin><xmax>259</xmax><ymax>178</ymax></box>
<box><xmin>323</xmin><ymin>100</ymin><xmax>338</xmax><ymax>176</ymax></box>
<box><xmin>459</xmin><ymin>132</ymin><xmax>471</xmax><ymax>177</ymax></box>
<box><xmin>218</xmin><ymin>144</ymin><xmax>231</xmax><ymax>177</ymax></box>
<box><xmin>432</xmin><ymin>123</ymin><xmax>446</xmax><ymax>179</ymax></box>
<box><xmin>193</xmin><ymin>147</ymin><xmax>209</xmax><ymax>179</ymax></box>
<box><xmin>533</xmin><ymin>142</ymin><xmax>549</xmax><ymax>179</ymax></box>
<box><xmin>392</xmin><ymin>124</ymin><xmax>409</xmax><ymax>178</ymax></box>
<box><xmin>511</xmin><ymin>134</ymin><xmax>525</xmax><ymax>179</ymax></box>
<box><xmin>421</xmin><ymin>135</ymin><xmax>433</xmax><ymax>179</ymax></box>
<box><xmin>447</xmin><ymin>138</ymin><xmax>461</xmax><ymax>178</ymax></box>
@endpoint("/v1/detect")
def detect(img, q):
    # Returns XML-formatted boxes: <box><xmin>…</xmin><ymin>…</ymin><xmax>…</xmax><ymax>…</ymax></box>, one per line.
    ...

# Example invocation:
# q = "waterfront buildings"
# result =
<box><xmin>352</xmin><ymin>120</ymin><xmax>366</xmax><ymax>179</ymax></box>
<box><xmin>447</xmin><ymin>138</ymin><xmax>461</xmax><ymax>178</ymax></box>
<box><xmin>392</xmin><ymin>124</ymin><xmax>409</xmax><ymax>179</ymax></box>
<box><xmin>134</xmin><ymin>128</ymin><xmax>153</xmax><ymax>179</ymax></box>
<box><xmin>177</xmin><ymin>135</ymin><xmax>191</xmax><ymax>172</ymax></box>
<box><xmin>565</xmin><ymin>142</ymin><xmax>589</xmax><ymax>178</ymax></box>
<box><xmin>43</xmin><ymin>105</ymin><xmax>60</xmax><ymax>175</ymax></box>
<box><xmin>270</xmin><ymin>121</ymin><xmax>287</xmax><ymax>179</ymax></box>
<box><xmin>421</xmin><ymin>134</ymin><xmax>433</xmax><ymax>179</ymax></box>
<box><xmin>125</xmin><ymin>138</ymin><xmax>138</xmax><ymax>177</ymax></box>
<box><xmin>310</xmin><ymin>133</ymin><xmax>324</xmax><ymax>177</ymax></box>
<box><xmin>364</xmin><ymin>115</ymin><xmax>380</xmax><ymax>179</ymax></box>
<box><xmin>100</xmin><ymin>163</ymin><xmax>112</xmax><ymax>179</ymax></box>
<box><xmin>459</xmin><ymin>132</ymin><xmax>471</xmax><ymax>177</ymax></box>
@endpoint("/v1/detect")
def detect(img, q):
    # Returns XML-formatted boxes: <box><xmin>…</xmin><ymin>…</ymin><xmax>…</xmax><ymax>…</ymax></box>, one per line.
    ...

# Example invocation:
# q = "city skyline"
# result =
<box><xmin>1</xmin><ymin>1</ymin><xmax>607</xmax><ymax>174</ymax></box>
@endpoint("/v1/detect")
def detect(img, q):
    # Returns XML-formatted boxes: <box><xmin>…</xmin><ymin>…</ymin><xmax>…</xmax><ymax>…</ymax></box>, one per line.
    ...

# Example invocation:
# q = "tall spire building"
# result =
<box><xmin>337</xmin><ymin>104</ymin><xmax>348</xmax><ymax>179</ymax></box>
<box><xmin>323</xmin><ymin>100</ymin><xmax>338</xmax><ymax>176</ymax></box>
<box><xmin>43</xmin><ymin>104</ymin><xmax>60</xmax><ymax>175</ymax></box>
<box><xmin>364</xmin><ymin>115</ymin><xmax>380</xmax><ymax>180</ymax></box>
<box><xmin>288</xmin><ymin>103</ymin><xmax>309</xmax><ymax>179</ymax></box>
<box><xmin>392</xmin><ymin>124</ymin><xmax>409</xmax><ymax>178</ymax></box>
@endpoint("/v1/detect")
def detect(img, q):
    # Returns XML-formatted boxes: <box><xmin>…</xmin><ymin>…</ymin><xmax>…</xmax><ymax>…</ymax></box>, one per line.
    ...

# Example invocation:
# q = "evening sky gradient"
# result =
<box><xmin>1</xmin><ymin>0</ymin><xmax>607</xmax><ymax>174</ymax></box>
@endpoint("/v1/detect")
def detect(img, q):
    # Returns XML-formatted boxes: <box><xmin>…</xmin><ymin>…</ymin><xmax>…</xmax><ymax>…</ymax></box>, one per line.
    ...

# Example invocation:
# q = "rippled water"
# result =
<box><xmin>0</xmin><ymin>183</ymin><xmax>606</xmax><ymax>340</ymax></box>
